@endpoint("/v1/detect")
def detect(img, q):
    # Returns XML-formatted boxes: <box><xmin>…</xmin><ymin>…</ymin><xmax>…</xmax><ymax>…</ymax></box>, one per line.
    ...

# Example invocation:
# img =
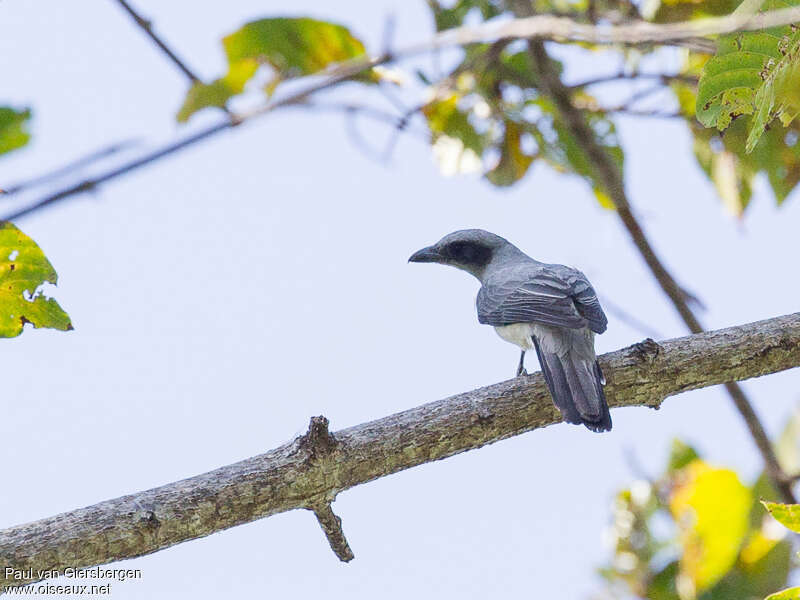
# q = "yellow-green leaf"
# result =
<box><xmin>667</xmin><ymin>438</ymin><xmax>701</xmax><ymax>472</ymax></box>
<box><xmin>423</xmin><ymin>94</ymin><xmax>484</xmax><ymax>155</ymax></box>
<box><xmin>485</xmin><ymin>120</ymin><xmax>534</xmax><ymax>186</ymax></box>
<box><xmin>423</xmin><ymin>94</ymin><xmax>486</xmax><ymax>176</ymax></box>
<box><xmin>224</xmin><ymin>17</ymin><xmax>368</xmax><ymax>78</ymax></box>
<box><xmin>669</xmin><ymin>460</ymin><xmax>752</xmax><ymax>593</ymax></box>
<box><xmin>177</xmin><ymin>60</ymin><xmax>258</xmax><ymax>123</ymax></box>
<box><xmin>644</xmin><ymin>0</ymin><xmax>740</xmax><ymax>23</ymax></box>
<box><xmin>766</xmin><ymin>587</ymin><xmax>800</xmax><ymax>600</ymax></box>
<box><xmin>762</xmin><ymin>501</ymin><xmax>800</xmax><ymax>533</ymax></box>
<box><xmin>0</xmin><ymin>223</ymin><xmax>72</xmax><ymax>337</ymax></box>
<box><xmin>0</xmin><ymin>107</ymin><xmax>31</xmax><ymax>156</ymax></box>
<box><xmin>178</xmin><ymin>17</ymin><xmax>373</xmax><ymax>122</ymax></box>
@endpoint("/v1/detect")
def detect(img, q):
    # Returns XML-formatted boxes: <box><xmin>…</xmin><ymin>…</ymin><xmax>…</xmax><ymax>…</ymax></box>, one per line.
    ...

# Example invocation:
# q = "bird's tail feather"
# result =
<box><xmin>532</xmin><ymin>336</ymin><xmax>612</xmax><ymax>433</ymax></box>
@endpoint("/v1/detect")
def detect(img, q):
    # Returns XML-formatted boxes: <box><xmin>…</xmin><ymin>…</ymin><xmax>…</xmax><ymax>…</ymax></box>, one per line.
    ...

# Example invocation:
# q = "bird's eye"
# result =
<box><xmin>449</xmin><ymin>242</ymin><xmax>473</xmax><ymax>261</ymax></box>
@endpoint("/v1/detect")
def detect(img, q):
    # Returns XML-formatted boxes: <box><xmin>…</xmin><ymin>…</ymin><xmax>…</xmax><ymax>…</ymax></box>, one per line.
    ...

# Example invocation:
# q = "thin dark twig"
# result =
<box><xmin>0</xmin><ymin>54</ymin><xmax>393</xmax><ymax>222</ymax></box>
<box><xmin>299</xmin><ymin>101</ymin><xmax>429</xmax><ymax>138</ymax></box>
<box><xmin>567</xmin><ymin>72</ymin><xmax>699</xmax><ymax>89</ymax></box>
<box><xmin>2</xmin><ymin>122</ymin><xmax>231</xmax><ymax>221</ymax></box>
<box><xmin>610</xmin><ymin>109</ymin><xmax>684</xmax><ymax>119</ymax></box>
<box><xmin>602</xmin><ymin>297</ymin><xmax>664</xmax><ymax>339</ymax></box>
<box><xmin>621</xmin><ymin>84</ymin><xmax>669</xmax><ymax>107</ymax></box>
<box><xmin>0</xmin><ymin>139</ymin><xmax>138</xmax><ymax>197</ymax></box>
<box><xmin>114</xmin><ymin>0</ymin><xmax>201</xmax><ymax>83</ymax></box>
<box><xmin>382</xmin><ymin>102</ymin><xmax>429</xmax><ymax>161</ymax></box>
<box><xmin>381</xmin><ymin>14</ymin><xmax>397</xmax><ymax>57</ymax></box>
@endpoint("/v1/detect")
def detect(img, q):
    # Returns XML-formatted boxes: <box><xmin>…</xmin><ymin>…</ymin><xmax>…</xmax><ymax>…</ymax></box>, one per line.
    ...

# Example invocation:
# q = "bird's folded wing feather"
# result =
<box><xmin>477</xmin><ymin>265</ymin><xmax>607</xmax><ymax>333</ymax></box>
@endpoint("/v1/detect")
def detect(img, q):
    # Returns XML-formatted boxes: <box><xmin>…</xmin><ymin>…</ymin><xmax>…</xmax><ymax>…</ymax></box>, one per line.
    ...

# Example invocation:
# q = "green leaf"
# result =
<box><xmin>0</xmin><ymin>223</ymin><xmax>72</xmax><ymax>337</ymax></box>
<box><xmin>427</xmin><ymin>0</ymin><xmax>503</xmax><ymax>31</ymax></box>
<box><xmin>668</xmin><ymin>438</ymin><xmax>701</xmax><ymax>471</ymax></box>
<box><xmin>178</xmin><ymin>17</ymin><xmax>372</xmax><ymax>122</ymax></box>
<box><xmin>675</xmin><ymin>50</ymin><xmax>800</xmax><ymax>212</ymax></box>
<box><xmin>762</xmin><ymin>501</ymin><xmax>800</xmax><ymax>533</ymax></box>
<box><xmin>736</xmin><ymin>534</ymin><xmax>792</xmax><ymax>598</ymax></box>
<box><xmin>647</xmin><ymin>561</ymin><xmax>681</xmax><ymax>600</ymax></box>
<box><xmin>551</xmin><ymin>106</ymin><xmax>624</xmax><ymax>208</ymax></box>
<box><xmin>0</xmin><ymin>107</ymin><xmax>31</xmax><ymax>156</ymax></box>
<box><xmin>766</xmin><ymin>587</ymin><xmax>800</xmax><ymax>600</ymax></box>
<box><xmin>750</xmin><ymin>471</ymin><xmax>780</xmax><ymax>528</ymax></box>
<box><xmin>696</xmin><ymin>0</ymin><xmax>800</xmax><ymax>152</ymax></box>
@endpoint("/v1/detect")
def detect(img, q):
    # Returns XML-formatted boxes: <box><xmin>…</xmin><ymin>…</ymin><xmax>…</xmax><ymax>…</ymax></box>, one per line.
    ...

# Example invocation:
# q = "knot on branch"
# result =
<box><xmin>130</xmin><ymin>500</ymin><xmax>161</xmax><ymax>532</ymax></box>
<box><xmin>299</xmin><ymin>415</ymin><xmax>338</xmax><ymax>459</ymax></box>
<box><xmin>471</xmin><ymin>405</ymin><xmax>495</xmax><ymax>426</ymax></box>
<box><xmin>631</xmin><ymin>338</ymin><xmax>662</xmax><ymax>363</ymax></box>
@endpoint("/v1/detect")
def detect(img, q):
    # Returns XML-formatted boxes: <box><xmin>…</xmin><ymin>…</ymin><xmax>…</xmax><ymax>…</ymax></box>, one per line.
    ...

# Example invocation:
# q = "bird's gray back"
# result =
<box><xmin>476</xmin><ymin>260</ymin><xmax>607</xmax><ymax>333</ymax></box>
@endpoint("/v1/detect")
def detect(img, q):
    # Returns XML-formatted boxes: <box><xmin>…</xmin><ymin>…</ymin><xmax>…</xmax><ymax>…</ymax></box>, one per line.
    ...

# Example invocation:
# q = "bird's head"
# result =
<box><xmin>408</xmin><ymin>229</ymin><xmax>513</xmax><ymax>280</ymax></box>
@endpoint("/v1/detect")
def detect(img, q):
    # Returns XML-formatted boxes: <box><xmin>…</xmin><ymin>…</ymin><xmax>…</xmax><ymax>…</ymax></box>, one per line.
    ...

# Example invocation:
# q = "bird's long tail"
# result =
<box><xmin>532</xmin><ymin>332</ymin><xmax>611</xmax><ymax>433</ymax></box>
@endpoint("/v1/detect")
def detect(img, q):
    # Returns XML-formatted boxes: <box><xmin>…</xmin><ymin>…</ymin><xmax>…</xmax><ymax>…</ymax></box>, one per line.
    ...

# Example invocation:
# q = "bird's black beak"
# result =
<box><xmin>408</xmin><ymin>245</ymin><xmax>442</xmax><ymax>263</ymax></box>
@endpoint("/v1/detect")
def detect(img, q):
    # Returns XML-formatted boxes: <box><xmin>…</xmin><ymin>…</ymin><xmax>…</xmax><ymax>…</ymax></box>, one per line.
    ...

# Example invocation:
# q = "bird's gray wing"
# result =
<box><xmin>477</xmin><ymin>265</ymin><xmax>607</xmax><ymax>333</ymax></box>
<box><xmin>569</xmin><ymin>275</ymin><xmax>607</xmax><ymax>334</ymax></box>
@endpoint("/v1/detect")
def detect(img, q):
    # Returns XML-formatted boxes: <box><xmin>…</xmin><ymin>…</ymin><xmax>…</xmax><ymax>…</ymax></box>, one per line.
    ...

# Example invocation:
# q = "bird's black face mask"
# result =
<box><xmin>440</xmin><ymin>241</ymin><xmax>492</xmax><ymax>268</ymax></box>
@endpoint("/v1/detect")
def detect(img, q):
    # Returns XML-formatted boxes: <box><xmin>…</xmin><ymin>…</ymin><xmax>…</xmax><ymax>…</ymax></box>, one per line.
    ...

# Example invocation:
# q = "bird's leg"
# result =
<box><xmin>516</xmin><ymin>350</ymin><xmax>528</xmax><ymax>377</ymax></box>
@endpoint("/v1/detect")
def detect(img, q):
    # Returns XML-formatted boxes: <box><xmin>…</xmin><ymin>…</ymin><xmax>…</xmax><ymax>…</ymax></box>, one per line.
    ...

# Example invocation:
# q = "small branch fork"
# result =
<box><xmin>301</xmin><ymin>417</ymin><xmax>354</xmax><ymax>562</ymax></box>
<box><xmin>310</xmin><ymin>503</ymin><xmax>354</xmax><ymax>563</ymax></box>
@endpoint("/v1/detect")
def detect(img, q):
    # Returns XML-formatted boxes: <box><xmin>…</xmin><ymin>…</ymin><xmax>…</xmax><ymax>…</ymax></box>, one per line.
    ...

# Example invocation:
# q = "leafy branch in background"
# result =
<box><xmin>696</xmin><ymin>0</ymin><xmax>800</xmax><ymax>151</ymax></box>
<box><xmin>177</xmin><ymin>17</ymin><xmax>384</xmax><ymax>122</ymax></box>
<box><xmin>600</xmin><ymin>432</ymin><xmax>800</xmax><ymax>600</ymax></box>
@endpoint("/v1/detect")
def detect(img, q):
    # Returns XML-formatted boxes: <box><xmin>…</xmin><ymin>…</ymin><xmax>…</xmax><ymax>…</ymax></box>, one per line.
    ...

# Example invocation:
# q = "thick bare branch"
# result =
<box><xmin>1</xmin><ymin>313</ymin><xmax>799</xmax><ymax>591</ymax></box>
<box><xmin>414</xmin><ymin>5</ymin><xmax>800</xmax><ymax>51</ymax></box>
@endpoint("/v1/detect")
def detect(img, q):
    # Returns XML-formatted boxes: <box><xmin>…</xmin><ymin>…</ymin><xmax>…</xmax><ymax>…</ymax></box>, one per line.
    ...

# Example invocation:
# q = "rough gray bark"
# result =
<box><xmin>2</xmin><ymin>312</ymin><xmax>800</xmax><ymax>591</ymax></box>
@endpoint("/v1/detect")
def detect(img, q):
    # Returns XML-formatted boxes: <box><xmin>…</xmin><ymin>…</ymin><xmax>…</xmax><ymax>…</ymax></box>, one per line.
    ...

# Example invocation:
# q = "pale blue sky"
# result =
<box><xmin>1</xmin><ymin>1</ymin><xmax>799</xmax><ymax>598</ymax></box>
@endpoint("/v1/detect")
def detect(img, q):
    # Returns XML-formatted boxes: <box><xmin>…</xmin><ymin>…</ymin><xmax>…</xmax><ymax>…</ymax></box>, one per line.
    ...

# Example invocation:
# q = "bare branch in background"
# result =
<box><xmin>0</xmin><ymin>140</ymin><xmax>138</xmax><ymax>197</ymax></box>
<box><xmin>525</xmin><ymin>35</ymin><xmax>798</xmax><ymax>503</ymax></box>
<box><xmin>414</xmin><ymin>5</ymin><xmax>800</xmax><ymax>51</ymax></box>
<box><xmin>2</xmin><ymin>312</ymin><xmax>799</xmax><ymax>590</ymax></box>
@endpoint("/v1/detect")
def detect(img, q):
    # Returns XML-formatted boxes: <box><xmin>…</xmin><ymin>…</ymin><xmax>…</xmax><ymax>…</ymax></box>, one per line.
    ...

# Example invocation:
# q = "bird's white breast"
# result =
<box><xmin>493</xmin><ymin>323</ymin><xmax>535</xmax><ymax>350</ymax></box>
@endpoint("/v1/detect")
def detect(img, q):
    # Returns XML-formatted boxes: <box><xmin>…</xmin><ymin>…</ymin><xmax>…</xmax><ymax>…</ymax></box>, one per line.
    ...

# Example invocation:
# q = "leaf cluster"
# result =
<box><xmin>696</xmin><ymin>0</ymin><xmax>800</xmax><ymax>152</ymax></box>
<box><xmin>599</xmin><ymin>431</ymin><xmax>799</xmax><ymax>600</ymax></box>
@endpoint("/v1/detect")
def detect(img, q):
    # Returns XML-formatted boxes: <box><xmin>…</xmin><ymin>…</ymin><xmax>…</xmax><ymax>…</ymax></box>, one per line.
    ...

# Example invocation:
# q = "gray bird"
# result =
<box><xmin>409</xmin><ymin>229</ymin><xmax>611</xmax><ymax>432</ymax></box>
